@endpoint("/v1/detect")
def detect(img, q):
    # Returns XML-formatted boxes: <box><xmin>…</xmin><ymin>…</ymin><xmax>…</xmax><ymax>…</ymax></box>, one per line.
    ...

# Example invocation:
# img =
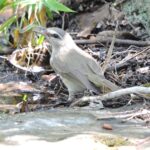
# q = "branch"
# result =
<box><xmin>75</xmin><ymin>37</ymin><xmax>150</xmax><ymax>46</ymax></box>
<box><xmin>71</xmin><ymin>86</ymin><xmax>150</xmax><ymax>106</ymax></box>
<box><xmin>102</xmin><ymin>22</ymin><xmax>118</xmax><ymax>74</ymax></box>
<box><xmin>107</xmin><ymin>46</ymin><xmax>150</xmax><ymax>71</ymax></box>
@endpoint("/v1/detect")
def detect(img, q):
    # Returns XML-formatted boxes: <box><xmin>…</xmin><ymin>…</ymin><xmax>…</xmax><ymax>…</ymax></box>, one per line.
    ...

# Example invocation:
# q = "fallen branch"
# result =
<box><xmin>71</xmin><ymin>86</ymin><xmax>150</xmax><ymax>107</ymax></box>
<box><xmin>107</xmin><ymin>46</ymin><xmax>150</xmax><ymax>71</ymax></box>
<box><xmin>96</xmin><ymin>109</ymin><xmax>150</xmax><ymax>120</ymax></box>
<box><xmin>102</xmin><ymin>22</ymin><xmax>118</xmax><ymax>74</ymax></box>
<box><xmin>75</xmin><ymin>36</ymin><xmax>150</xmax><ymax>46</ymax></box>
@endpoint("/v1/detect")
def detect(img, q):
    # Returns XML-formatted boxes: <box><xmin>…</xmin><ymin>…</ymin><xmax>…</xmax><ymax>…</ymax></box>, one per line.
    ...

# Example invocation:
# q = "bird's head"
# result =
<box><xmin>34</xmin><ymin>27</ymin><xmax>75</xmax><ymax>49</ymax></box>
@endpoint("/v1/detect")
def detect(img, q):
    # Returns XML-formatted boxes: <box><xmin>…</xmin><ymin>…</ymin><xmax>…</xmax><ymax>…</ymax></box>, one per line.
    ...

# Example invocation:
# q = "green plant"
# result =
<box><xmin>122</xmin><ymin>0</ymin><xmax>150</xmax><ymax>35</ymax></box>
<box><xmin>0</xmin><ymin>0</ymin><xmax>74</xmax><ymax>47</ymax></box>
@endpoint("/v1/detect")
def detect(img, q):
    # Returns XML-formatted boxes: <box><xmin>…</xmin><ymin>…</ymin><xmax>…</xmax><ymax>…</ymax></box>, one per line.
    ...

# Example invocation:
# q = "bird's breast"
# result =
<box><xmin>50</xmin><ymin>50</ymin><xmax>68</xmax><ymax>73</ymax></box>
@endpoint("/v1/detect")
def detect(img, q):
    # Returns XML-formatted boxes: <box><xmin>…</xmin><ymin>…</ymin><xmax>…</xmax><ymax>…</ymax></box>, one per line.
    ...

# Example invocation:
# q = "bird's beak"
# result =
<box><xmin>33</xmin><ymin>26</ymin><xmax>47</xmax><ymax>36</ymax></box>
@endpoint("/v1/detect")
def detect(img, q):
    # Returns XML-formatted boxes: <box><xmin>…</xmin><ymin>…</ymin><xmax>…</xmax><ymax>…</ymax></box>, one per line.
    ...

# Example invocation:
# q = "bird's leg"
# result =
<box><xmin>68</xmin><ymin>91</ymin><xmax>76</xmax><ymax>102</ymax></box>
<box><xmin>68</xmin><ymin>91</ymin><xmax>84</xmax><ymax>102</ymax></box>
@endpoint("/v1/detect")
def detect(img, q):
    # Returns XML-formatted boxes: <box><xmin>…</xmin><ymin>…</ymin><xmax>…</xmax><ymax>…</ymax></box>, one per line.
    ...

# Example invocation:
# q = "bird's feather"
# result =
<box><xmin>50</xmin><ymin>47</ymin><xmax>119</xmax><ymax>93</ymax></box>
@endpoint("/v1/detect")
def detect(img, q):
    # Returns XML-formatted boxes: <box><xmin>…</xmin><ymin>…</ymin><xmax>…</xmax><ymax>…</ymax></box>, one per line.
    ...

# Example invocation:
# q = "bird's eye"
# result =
<box><xmin>52</xmin><ymin>33</ymin><xmax>60</xmax><ymax>39</ymax></box>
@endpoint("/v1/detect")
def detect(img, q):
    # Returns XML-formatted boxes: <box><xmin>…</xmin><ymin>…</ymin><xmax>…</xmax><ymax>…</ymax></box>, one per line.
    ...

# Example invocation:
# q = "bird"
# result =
<box><xmin>33</xmin><ymin>27</ymin><xmax>120</xmax><ymax>101</ymax></box>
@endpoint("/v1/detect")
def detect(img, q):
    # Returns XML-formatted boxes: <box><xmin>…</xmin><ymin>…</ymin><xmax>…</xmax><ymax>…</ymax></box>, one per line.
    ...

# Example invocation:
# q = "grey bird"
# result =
<box><xmin>34</xmin><ymin>27</ymin><xmax>119</xmax><ymax>101</ymax></box>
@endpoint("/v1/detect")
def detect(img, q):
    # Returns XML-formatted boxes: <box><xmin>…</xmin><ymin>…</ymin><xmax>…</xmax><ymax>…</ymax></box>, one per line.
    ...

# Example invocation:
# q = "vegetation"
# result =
<box><xmin>0</xmin><ymin>0</ymin><xmax>74</xmax><ymax>48</ymax></box>
<box><xmin>123</xmin><ymin>0</ymin><xmax>150</xmax><ymax>34</ymax></box>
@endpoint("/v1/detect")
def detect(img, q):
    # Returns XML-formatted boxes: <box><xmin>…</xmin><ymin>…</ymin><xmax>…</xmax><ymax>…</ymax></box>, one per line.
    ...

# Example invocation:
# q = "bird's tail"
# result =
<box><xmin>100</xmin><ymin>78</ymin><xmax>120</xmax><ymax>93</ymax></box>
<box><xmin>89</xmin><ymin>75</ymin><xmax>120</xmax><ymax>93</ymax></box>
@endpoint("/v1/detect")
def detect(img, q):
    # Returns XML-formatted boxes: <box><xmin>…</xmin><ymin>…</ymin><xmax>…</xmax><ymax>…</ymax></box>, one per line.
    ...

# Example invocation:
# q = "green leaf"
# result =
<box><xmin>44</xmin><ymin>0</ymin><xmax>74</xmax><ymax>13</ymax></box>
<box><xmin>14</xmin><ymin>0</ymin><xmax>38</xmax><ymax>6</ymax></box>
<box><xmin>46</xmin><ymin>9</ymin><xmax>53</xmax><ymax>19</ymax></box>
<box><xmin>0</xmin><ymin>16</ymin><xmax>17</xmax><ymax>32</ymax></box>
<box><xmin>28</xmin><ymin>5</ymin><xmax>34</xmax><ymax>20</ymax></box>
<box><xmin>0</xmin><ymin>0</ymin><xmax>7</xmax><ymax>9</ymax></box>
<box><xmin>38</xmin><ymin>1</ymin><xmax>44</xmax><ymax>12</ymax></box>
<box><xmin>37</xmin><ymin>35</ymin><xmax>45</xmax><ymax>45</ymax></box>
<box><xmin>19</xmin><ymin>23</ymin><xmax>36</xmax><ymax>33</ymax></box>
<box><xmin>34</xmin><ymin>4</ymin><xmax>40</xmax><ymax>24</ymax></box>
<box><xmin>22</xmin><ymin>94</ymin><xmax>28</xmax><ymax>102</ymax></box>
<box><xmin>0</xmin><ymin>0</ymin><xmax>14</xmax><ymax>13</ymax></box>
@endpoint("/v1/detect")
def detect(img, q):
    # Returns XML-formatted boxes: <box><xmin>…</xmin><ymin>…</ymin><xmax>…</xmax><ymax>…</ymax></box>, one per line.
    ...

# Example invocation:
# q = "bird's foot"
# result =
<box><xmin>68</xmin><ymin>92</ymin><xmax>84</xmax><ymax>104</ymax></box>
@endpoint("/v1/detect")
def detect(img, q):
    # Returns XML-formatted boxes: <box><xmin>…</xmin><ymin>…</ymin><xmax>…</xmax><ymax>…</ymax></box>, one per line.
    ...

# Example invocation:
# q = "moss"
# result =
<box><xmin>122</xmin><ymin>0</ymin><xmax>150</xmax><ymax>34</ymax></box>
<box><xmin>98</xmin><ymin>136</ymin><xmax>131</xmax><ymax>147</ymax></box>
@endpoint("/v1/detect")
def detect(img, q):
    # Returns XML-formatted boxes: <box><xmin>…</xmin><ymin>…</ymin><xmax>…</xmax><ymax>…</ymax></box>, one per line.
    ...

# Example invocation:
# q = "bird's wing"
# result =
<box><xmin>65</xmin><ymin>68</ymin><xmax>100</xmax><ymax>94</ymax></box>
<box><xmin>86</xmin><ymin>55</ymin><xmax>120</xmax><ymax>91</ymax></box>
<box><xmin>51</xmin><ymin>50</ymin><xmax>100</xmax><ymax>93</ymax></box>
<box><xmin>75</xmin><ymin>49</ymin><xmax>118</xmax><ymax>92</ymax></box>
<box><xmin>87</xmin><ymin>55</ymin><xmax>103</xmax><ymax>75</ymax></box>
<box><xmin>69</xmin><ymin>49</ymin><xmax>119</xmax><ymax>92</ymax></box>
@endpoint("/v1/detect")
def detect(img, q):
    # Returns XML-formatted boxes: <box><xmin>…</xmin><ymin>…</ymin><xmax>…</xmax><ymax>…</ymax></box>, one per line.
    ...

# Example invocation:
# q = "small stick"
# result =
<box><xmin>75</xmin><ymin>37</ymin><xmax>150</xmax><ymax>46</ymax></box>
<box><xmin>102</xmin><ymin>22</ymin><xmax>118</xmax><ymax>74</ymax></box>
<box><xmin>71</xmin><ymin>86</ymin><xmax>150</xmax><ymax>106</ymax></box>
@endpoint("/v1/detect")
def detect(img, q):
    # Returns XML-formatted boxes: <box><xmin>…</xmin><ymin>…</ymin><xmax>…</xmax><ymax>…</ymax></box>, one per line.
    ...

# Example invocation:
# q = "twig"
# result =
<box><xmin>0</xmin><ymin>55</ymin><xmax>8</xmax><ymax>60</ymax></box>
<box><xmin>96</xmin><ymin>109</ymin><xmax>150</xmax><ymax>120</ymax></box>
<box><xmin>71</xmin><ymin>86</ymin><xmax>150</xmax><ymax>106</ymax></box>
<box><xmin>107</xmin><ymin>46</ymin><xmax>150</xmax><ymax>71</ymax></box>
<box><xmin>61</xmin><ymin>13</ymin><xmax>65</xmax><ymax>30</ymax></box>
<box><xmin>124</xmin><ymin>109</ymin><xmax>150</xmax><ymax>121</ymax></box>
<box><xmin>102</xmin><ymin>22</ymin><xmax>118</xmax><ymax>74</ymax></box>
<box><xmin>75</xmin><ymin>37</ymin><xmax>150</xmax><ymax>46</ymax></box>
<box><xmin>121</xmin><ymin>46</ymin><xmax>150</xmax><ymax>62</ymax></box>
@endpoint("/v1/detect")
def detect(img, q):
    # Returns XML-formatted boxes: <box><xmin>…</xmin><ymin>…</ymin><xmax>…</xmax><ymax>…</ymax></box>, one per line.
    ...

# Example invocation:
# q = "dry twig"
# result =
<box><xmin>75</xmin><ymin>37</ymin><xmax>150</xmax><ymax>46</ymax></box>
<box><xmin>107</xmin><ymin>46</ymin><xmax>150</xmax><ymax>71</ymax></box>
<box><xmin>71</xmin><ymin>86</ymin><xmax>150</xmax><ymax>106</ymax></box>
<box><xmin>102</xmin><ymin>22</ymin><xmax>118</xmax><ymax>74</ymax></box>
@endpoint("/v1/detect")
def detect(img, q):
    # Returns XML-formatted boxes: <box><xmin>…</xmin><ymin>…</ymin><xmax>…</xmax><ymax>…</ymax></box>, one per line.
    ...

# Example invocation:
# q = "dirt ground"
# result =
<box><xmin>0</xmin><ymin>0</ymin><xmax>149</xmax><ymax>124</ymax></box>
